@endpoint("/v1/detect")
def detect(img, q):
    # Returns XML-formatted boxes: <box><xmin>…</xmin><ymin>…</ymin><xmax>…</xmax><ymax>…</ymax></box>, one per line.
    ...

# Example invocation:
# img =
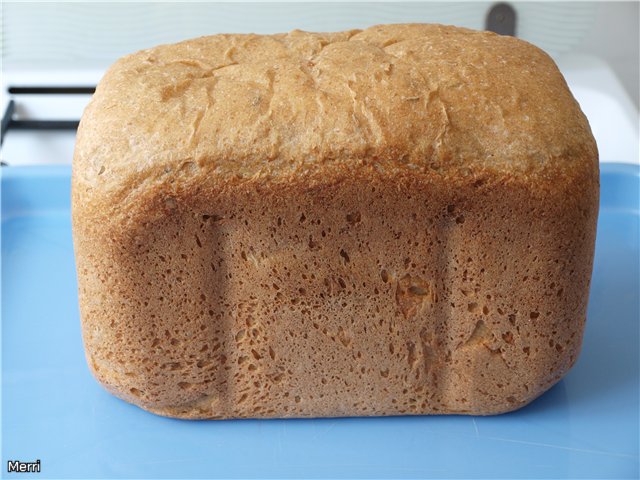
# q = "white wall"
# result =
<box><xmin>2</xmin><ymin>1</ymin><xmax>638</xmax><ymax>107</ymax></box>
<box><xmin>574</xmin><ymin>2</ymin><xmax>639</xmax><ymax>108</ymax></box>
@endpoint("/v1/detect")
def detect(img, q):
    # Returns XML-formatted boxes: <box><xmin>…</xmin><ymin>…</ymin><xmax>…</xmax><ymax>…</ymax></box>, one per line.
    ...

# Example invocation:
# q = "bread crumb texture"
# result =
<box><xmin>72</xmin><ymin>24</ymin><xmax>599</xmax><ymax>418</ymax></box>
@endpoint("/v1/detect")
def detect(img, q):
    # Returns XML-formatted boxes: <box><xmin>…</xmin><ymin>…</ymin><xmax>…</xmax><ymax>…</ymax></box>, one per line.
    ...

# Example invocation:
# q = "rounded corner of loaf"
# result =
<box><xmin>83</xmin><ymin>331</ymin><xmax>221</xmax><ymax>418</ymax></box>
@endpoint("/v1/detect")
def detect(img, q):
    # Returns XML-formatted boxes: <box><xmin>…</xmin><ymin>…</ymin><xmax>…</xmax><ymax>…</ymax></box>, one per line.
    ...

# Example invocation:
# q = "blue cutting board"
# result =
<box><xmin>2</xmin><ymin>163</ymin><xmax>638</xmax><ymax>479</ymax></box>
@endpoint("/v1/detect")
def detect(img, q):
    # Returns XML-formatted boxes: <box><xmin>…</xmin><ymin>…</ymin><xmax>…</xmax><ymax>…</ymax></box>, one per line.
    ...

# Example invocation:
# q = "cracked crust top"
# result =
<box><xmin>73</xmin><ymin>23</ymin><xmax>596</xmax><ymax>220</ymax></box>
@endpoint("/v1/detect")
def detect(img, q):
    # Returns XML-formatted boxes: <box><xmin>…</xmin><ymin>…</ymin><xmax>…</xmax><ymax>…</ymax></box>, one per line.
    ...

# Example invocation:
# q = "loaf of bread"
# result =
<box><xmin>72</xmin><ymin>24</ymin><xmax>598</xmax><ymax>418</ymax></box>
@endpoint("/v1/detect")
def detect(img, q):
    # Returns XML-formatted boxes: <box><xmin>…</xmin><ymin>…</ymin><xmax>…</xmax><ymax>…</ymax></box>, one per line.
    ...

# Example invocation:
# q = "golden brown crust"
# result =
<box><xmin>72</xmin><ymin>24</ymin><xmax>599</xmax><ymax>418</ymax></box>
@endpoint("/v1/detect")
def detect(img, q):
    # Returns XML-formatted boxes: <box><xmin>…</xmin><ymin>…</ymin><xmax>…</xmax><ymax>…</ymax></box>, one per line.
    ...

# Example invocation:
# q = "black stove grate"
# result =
<box><xmin>0</xmin><ymin>86</ymin><xmax>96</xmax><ymax>148</ymax></box>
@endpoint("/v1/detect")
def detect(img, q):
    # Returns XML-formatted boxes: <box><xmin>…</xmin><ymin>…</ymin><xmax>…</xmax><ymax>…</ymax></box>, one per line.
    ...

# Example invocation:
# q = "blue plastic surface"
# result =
<box><xmin>2</xmin><ymin>164</ymin><xmax>638</xmax><ymax>479</ymax></box>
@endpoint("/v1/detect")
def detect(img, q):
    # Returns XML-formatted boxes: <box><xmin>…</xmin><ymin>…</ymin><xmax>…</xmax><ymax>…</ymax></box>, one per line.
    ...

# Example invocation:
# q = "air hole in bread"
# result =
<box><xmin>129</xmin><ymin>388</ymin><xmax>142</xmax><ymax>398</ymax></box>
<box><xmin>380</xmin><ymin>269</ymin><xmax>389</xmax><ymax>283</ymax></box>
<box><xmin>465</xmin><ymin>320</ymin><xmax>491</xmax><ymax>346</ymax></box>
<box><xmin>180</xmin><ymin>161</ymin><xmax>197</xmax><ymax>174</ymax></box>
<box><xmin>308</xmin><ymin>236</ymin><xmax>319</xmax><ymax>250</ymax></box>
<box><xmin>346</xmin><ymin>212</ymin><xmax>361</xmax><ymax>224</ymax></box>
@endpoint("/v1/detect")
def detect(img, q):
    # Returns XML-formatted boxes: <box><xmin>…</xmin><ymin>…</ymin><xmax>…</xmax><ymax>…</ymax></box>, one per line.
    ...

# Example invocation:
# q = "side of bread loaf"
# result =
<box><xmin>72</xmin><ymin>24</ymin><xmax>599</xmax><ymax>418</ymax></box>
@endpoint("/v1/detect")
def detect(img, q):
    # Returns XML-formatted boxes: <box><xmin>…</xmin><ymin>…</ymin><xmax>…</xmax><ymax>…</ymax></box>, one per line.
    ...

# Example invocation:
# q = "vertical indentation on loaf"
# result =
<box><xmin>87</xmin><ymin>207</ymin><xmax>235</xmax><ymax>415</ymax></box>
<box><xmin>436</xmin><ymin>195</ymin><xmax>470</xmax><ymax>412</ymax></box>
<box><xmin>163</xmin><ymin>212</ymin><xmax>231</xmax><ymax>413</ymax></box>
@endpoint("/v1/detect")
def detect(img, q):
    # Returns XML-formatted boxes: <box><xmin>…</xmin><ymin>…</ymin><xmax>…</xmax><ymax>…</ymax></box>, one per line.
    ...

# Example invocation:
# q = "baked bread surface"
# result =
<box><xmin>72</xmin><ymin>24</ymin><xmax>599</xmax><ymax>418</ymax></box>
